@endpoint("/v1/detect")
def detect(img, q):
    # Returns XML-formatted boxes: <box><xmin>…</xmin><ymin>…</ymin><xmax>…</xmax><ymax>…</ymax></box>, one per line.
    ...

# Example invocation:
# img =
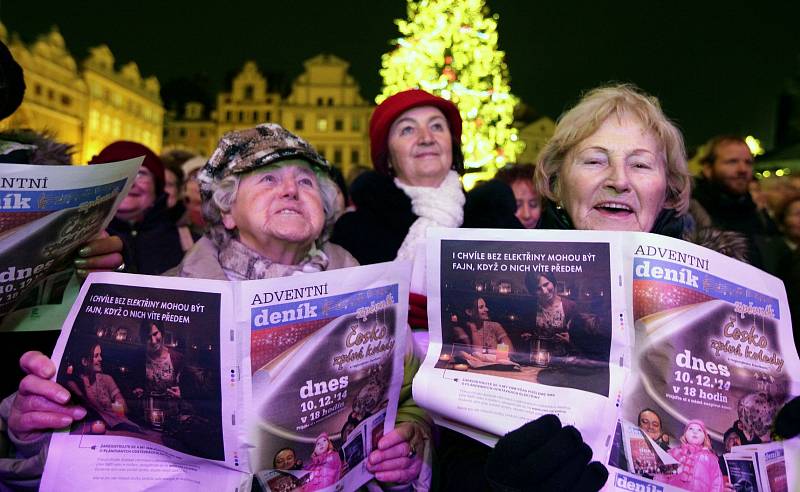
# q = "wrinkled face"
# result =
<box><xmin>511</xmin><ymin>179</ymin><xmax>541</xmax><ymax>228</ymax></box>
<box><xmin>91</xmin><ymin>345</ymin><xmax>103</xmax><ymax>373</ymax></box>
<box><xmin>638</xmin><ymin>410</ymin><xmax>662</xmax><ymax>441</ymax></box>
<box><xmin>164</xmin><ymin>169</ymin><xmax>180</xmax><ymax>208</ymax></box>
<box><xmin>314</xmin><ymin>435</ymin><xmax>329</xmax><ymax>455</ymax></box>
<box><xmin>783</xmin><ymin>200</ymin><xmax>800</xmax><ymax>242</ymax></box>
<box><xmin>559</xmin><ymin>116</ymin><xmax>667</xmax><ymax>232</ymax></box>
<box><xmin>387</xmin><ymin>106</ymin><xmax>453</xmax><ymax>187</ymax></box>
<box><xmin>704</xmin><ymin>141</ymin><xmax>753</xmax><ymax>196</ymax></box>
<box><xmin>685</xmin><ymin>423</ymin><xmax>705</xmax><ymax>446</ymax></box>
<box><xmin>724</xmin><ymin>433</ymin><xmax>742</xmax><ymax>452</ymax></box>
<box><xmin>222</xmin><ymin>162</ymin><xmax>325</xmax><ymax>257</ymax></box>
<box><xmin>274</xmin><ymin>449</ymin><xmax>296</xmax><ymax>470</ymax></box>
<box><xmin>148</xmin><ymin>324</ymin><xmax>163</xmax><ymax>353</ymax></box>
<box><xmin>536</xmin><ymin>276</ymin><xmax>555</xmax><ymax>304</ymax></box>
<box><xmin>117</xmin><ymin>166</ymin><xmax>157</xmax><ymax>222</ymax></box>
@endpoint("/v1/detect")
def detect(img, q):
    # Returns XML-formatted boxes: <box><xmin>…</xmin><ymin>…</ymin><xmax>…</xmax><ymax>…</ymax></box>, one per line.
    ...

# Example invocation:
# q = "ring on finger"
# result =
<box><xmin>407</xmin><ymin>447</ymin><xmax>417</xmax><ymax>459</ymax></box>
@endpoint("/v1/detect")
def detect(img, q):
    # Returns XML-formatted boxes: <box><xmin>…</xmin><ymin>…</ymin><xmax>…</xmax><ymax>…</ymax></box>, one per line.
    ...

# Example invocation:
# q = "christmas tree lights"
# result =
<box><xmin>379</xmin><ymin>0</ymin><xmax>523</xmax><ymax>183</ymax></box>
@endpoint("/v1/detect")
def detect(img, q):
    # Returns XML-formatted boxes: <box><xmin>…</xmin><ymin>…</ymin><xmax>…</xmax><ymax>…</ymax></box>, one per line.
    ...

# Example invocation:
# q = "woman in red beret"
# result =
<box><xmin>90</xmin><ymin>141</ymin><xmax>189</xmax><ymax>275</ymax></box>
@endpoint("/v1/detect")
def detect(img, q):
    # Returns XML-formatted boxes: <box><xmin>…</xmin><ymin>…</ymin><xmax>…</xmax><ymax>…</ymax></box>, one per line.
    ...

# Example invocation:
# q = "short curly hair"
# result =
<box><xmin>534</xmin><ymin>84</ymin><xmax>691</xmax><ymax>215</ymax></box>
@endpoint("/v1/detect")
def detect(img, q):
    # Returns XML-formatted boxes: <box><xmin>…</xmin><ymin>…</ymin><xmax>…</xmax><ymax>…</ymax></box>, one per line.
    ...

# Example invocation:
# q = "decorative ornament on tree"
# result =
<box><xmin>379</xmin><ymin>0</ymin><xmax>523</xmax><ymax>176</ymax></box>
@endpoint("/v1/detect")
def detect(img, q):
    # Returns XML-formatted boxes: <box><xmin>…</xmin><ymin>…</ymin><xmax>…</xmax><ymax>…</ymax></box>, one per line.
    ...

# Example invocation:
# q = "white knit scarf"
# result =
<box><xmin>394</xmin><ymin>170</ymin><xmax>465</xmax><ymax>261</ymax></box>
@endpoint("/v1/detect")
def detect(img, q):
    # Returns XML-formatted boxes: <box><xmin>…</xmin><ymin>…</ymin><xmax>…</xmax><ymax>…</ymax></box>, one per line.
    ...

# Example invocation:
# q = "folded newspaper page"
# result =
<box><xmin>414</xmin><ymin>228</ymin><xmax>628</xmax><ymax>458</ymax></box>
<box><xmin>414</xmin><ymin>228</ymin><xmax>799</xmax><ymax>492</ymax></box>
<box><xmin>0</xmin><ymin>158</ymin><xmax>141</xmax><ymax>320</ymax></box>
<box><xmin>608</xmin><ymin>232</ymin><xmax>798</xmax><ymax>492</ymax></box>
<box><xmin>40</xmin><ymin>261</ymin><xmax>410</xmax><ymax>492</ymax></box>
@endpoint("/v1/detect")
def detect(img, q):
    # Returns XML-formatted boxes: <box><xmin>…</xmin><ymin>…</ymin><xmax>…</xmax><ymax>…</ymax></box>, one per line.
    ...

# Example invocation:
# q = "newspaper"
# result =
<box><xmin>414</xmin><ymin>228</ymin><xmax>799</xmax><ymax>492</ymax></box>
<box><xmin>0</xmin><ymin>158</ymin><xmax>141</xmax><ymax>321</ymax></box>
<box><xmin>40</xmin><ymin>261</ymin><xmax>410</xmax><ymax>492</ymax></box>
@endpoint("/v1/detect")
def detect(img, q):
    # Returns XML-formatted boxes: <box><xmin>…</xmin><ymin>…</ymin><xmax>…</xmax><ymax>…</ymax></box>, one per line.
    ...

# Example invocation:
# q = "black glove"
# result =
<box><xmin>772</xmin><ymin>396</ymin><xmax>800</xmax><ymax>440</ymax></box>
<box><xmin>486</xmin><ymin>414</ymin><xmax>608</xmax><ymax>492</ymax></box>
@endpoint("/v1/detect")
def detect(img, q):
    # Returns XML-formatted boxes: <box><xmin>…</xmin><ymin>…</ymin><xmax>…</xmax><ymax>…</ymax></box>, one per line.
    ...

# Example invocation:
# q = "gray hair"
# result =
<box><xmin>210</xmin><ymin>162</ymin><xmax>341</xmax><ymax>244</ymax></box>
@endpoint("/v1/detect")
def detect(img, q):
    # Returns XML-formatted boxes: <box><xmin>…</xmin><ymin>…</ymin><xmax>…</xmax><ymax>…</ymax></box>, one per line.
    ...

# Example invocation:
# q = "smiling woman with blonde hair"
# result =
<box><xmin>535</xmin><ymin>84</ymin><xmax>692</xmax><ymax>236</ymax></box>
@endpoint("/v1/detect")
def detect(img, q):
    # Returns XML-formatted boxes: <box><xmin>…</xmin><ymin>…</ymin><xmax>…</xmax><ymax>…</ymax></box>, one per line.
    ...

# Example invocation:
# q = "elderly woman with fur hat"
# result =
<box><xmin>3</xmin><ymin>124</ymin><xmax>431</xmax><ymax>490</ymax></box>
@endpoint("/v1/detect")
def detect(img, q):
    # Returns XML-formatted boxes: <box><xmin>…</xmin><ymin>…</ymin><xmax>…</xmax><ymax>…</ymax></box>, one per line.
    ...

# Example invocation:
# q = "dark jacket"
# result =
<box><xmin>106</xmin><ymin>194</ymin><xmax>185</xmax><ymax>275</ymax></box>
<box><xmin>692</xmin><ymin>177</ymin><xmax>793</xmax><ymax>278</ymax></box>
<box><xmin>331</xmin><ymin>171</ymin><xmax>521</xmax><ymax>264</ymax></box>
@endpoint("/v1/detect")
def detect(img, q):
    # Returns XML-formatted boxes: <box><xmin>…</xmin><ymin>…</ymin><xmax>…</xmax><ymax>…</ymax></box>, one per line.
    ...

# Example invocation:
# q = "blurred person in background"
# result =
<box><xmin>494</xmin><ymin>163</ymin><xmax>541</xmax><ymax>228</ymax></box>
<box><xmin>90</xmin><ymin>142</ymin><xmax>188</xmax><ymax>275</ymax></box>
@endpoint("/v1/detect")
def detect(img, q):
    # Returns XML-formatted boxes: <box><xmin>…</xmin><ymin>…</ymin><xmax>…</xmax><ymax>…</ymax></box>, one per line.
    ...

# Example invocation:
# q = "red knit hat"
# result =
<box><xmin>369</xmin><ymin>89</ymin><xmax>463</xmax><ymax>175</ymax></box>
<box><xmin>89</xmin><ymin>141</ymin><xmax>165</xmax><ymax>196</ymax></box>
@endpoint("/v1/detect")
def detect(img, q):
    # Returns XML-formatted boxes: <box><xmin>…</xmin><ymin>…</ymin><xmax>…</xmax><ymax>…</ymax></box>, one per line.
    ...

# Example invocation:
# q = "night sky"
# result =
<box><xmin>2</xmin><ymin>0</ymin><xmax>799</xmax><ymax>149</ymax></box>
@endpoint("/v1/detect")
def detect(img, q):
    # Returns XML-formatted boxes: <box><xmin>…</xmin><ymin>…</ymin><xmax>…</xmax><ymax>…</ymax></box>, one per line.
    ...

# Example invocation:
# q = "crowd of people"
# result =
<box><xmin>0</xmin><ymin>37</ymin><xmax>798</xmax><ymax>492</ymax></box>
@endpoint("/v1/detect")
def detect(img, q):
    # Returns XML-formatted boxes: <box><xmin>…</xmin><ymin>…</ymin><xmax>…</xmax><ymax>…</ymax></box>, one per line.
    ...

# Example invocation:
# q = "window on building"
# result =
<box><xmin>333</xmin><ymin>148</ymin><xmax>342</xmax><ymax>164</ymax></box>
<box><xmin>60</xmin><ymin>95</ymin><xmax>71</xmax><ymax>107</ymax></box>
<box><xmin>34</xmin><ymin>84</ymin><xmax>42</xmax><ymax>96</ymax></box>
<box><xmin>350</xmin><ymin>149</ymin><xmax>360</xmax><ymax>164</ymax></box>
<box><xmin>226</xmin><ymin>111</ymin><xmax>232</xmax><ymax>122</ymax></box>
<box><xmin>351</xmin><ymin>117</ymin><xmax>361</xmax><ymax>132</ymax></box>
<box><xmin>89</xmin><ymin>110</ymin><xmax>99</xmax><ymax>130</ymax></box>
<box><xmin>244</xmin><ymin>84</ymin><xmax>254</xmax><ymax>101</ymax></box>
<box><xmin>47</xmin><ymin>89</ymin><xmax>54</xmax><ymax>100</ymax></box>
<box><xmin>316</xmin><ymin>117</ymin><xmax>328</xmax><ymax>132</ymax></box>
<box><xmin>179</xmin><ymin>128</ymin><xmax>187</xmax><ymax>138</ymax></box>
<box><xmin>238</xmin><ymin>111</ymin><xmax>244</xmax><ymax>122</ymax></box>
<box><xmin>253</xmin><ymin>110</ymin><xmax>259</xmax><ymax>122</ymax></box>
<box><xmin>316</xmin><ymin>97</ymin><xmax>323</xmax><ymax>107</ymax></box>
<box><xmin>295</xmin><ymin>117</ymin><xmax>304</xmax><ymax>130</ymax></box>
<box><xmin>199</xmin><ymin>129</ymin><xmax>206</xmax><ymax>137</ymax></box>
<box><xmin>327</xmin><ymin>97</ymin><xmax>334</xmax><ymax>106</ymax></box>
<box><xmin>267</xmin><ymin>97</ymin><xmax>273</xmax><ymax>104</ymax></box>
<box><xmin>265</xmin><ymin>111</ymin><xmax>272</xmax><ymax>122</ymax></box>
<box><xmin>334</xmin><ymin>118</ymin><xmax>344</xmax><ymax>131</ymax></box>
<box><xmin>317</xmin><ymin>146</ymin><xmax>326</xmax><ymax>158</ymax></box>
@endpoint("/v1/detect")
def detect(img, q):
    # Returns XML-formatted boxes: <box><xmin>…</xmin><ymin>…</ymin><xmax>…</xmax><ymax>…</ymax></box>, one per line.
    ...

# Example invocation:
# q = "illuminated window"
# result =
<box><xmin>316</xmin><ymin>117</ymin><xmax>328</xmax><ymax>132</ymax></box>
<box><xmin>89</xmin><ymin>110</ymin><xmax>99</xmax><ymax>130</ymax></box>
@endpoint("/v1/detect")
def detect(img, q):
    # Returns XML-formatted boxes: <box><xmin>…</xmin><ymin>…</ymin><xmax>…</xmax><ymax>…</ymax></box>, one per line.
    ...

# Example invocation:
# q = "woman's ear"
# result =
<box><xmin>221</xmin><ymin>212</ymin><xmax>237</xmax><ymax>230</ymax></box>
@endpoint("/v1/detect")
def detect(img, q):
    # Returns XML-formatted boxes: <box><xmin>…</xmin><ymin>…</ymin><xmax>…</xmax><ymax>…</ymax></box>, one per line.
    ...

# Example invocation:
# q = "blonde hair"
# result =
<box><xmin>535</xmin><ymin>84</ymin><xmax>691</xmax><ymax>216</ymax></box>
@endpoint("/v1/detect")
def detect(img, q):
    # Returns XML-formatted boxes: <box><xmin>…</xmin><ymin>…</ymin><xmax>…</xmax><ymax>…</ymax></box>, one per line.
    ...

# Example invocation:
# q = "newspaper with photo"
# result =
<box><xmin>40</xmin><ymin>261</ymin><xmax>410</xmax><ymax>492</ymax></box>
<box><xmin>413</xmin><ymin>228</ymin><xmax>799</xmax><ymax>492</ymax></box>
<box><xmin>0</xmin><ymin>158</ymin><xmax>141</xmax><ymax>321</ymax></box>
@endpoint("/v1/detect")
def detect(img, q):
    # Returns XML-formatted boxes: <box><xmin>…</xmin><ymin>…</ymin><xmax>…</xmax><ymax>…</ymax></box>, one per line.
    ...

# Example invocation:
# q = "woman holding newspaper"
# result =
<box><xmin>3</xmin><ymin>124</ymin><xmax>431</xmax><ymax>490</ymax></box>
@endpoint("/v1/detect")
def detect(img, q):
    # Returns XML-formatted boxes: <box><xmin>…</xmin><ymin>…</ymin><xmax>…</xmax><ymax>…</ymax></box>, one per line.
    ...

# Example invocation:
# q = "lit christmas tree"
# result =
<box><xmin>379</xmin><ymin>0</ymin><xmax>523</xmax><ymax>184</ymax></box>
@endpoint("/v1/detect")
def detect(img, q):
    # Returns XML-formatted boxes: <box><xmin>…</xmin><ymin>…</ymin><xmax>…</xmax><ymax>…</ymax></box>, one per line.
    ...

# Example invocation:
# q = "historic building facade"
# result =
<box><xmin>0</xmin><ymin>22</ymin><xmax>163</xmax><ymax>163</ymax></box>
<box><xmin>165</xmin><ymin>54</ymin><xmax>373</xmax><ymax>178</ymax></box>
